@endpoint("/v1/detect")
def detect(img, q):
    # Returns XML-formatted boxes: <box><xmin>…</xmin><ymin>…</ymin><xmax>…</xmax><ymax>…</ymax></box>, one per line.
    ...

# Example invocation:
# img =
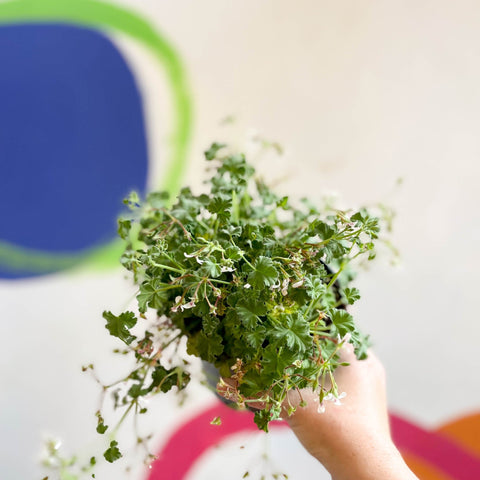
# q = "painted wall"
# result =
<box><xmin>0</xmin><ymin>1</ymin><xmax>479</xmax><ymax>479</ymax></box>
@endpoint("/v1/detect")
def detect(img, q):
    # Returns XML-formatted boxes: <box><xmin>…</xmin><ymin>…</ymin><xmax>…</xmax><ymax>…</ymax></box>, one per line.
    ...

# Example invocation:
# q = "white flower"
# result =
<box><xmin>184</xmin><ymin>252</ymin><xmax>196</xmax><ymax>258</ymax></box>
<box><xmin>221</xmin><ymin>266</ymin><xmax>235</xmax><ymax>273</ymax></box>
<box><xmin>338</xmin><ymin>332</ymin><xmax>352</xmax><ymax>346</ymax></box>
<box><xmin>196</xmin><ymin>257</ymin><xmax>204</xmax><ymax>265</ymax></box>
<box><xmin>244</xmin><ymin>283</ymin><xmax>251</xmax><ymax>289</ymax></box>
<box><xmin>171</xmin><ymin>296</ymin><xmax>183</xmax><ymax>313</ymax></box>
<box><xmin>317</xmin><ymin>403</ymin><xmax>326</xmax><ymax>414</ymax></box>
<box><xmin>292</xmin><ymin>278</ymin><xmax>304</xmax><ymax>288</ymax></box>
<box><xmin>324</xmin><ymin>392</ymin><xmax>347</xmax><ymax>406</ymax></box>
<box><xmin>181</xmin><ymin>300</ymin><xmax>196</xmax><ymax>310</ymax></box>
<box><xmin>281</xmin><ymin>278</ymin><xmax>290</xmax><ymax>296</ymax></box>
<box><xmin>270</xmin><ymin>281</ymin><xmax>281</xmax><ymax>290</ymax></box>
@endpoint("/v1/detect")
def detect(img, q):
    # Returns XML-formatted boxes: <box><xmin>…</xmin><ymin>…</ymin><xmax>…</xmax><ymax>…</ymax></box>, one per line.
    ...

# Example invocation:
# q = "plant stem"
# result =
<box><xmin>150</xmin><ymin>262</ymin><xmax>184</xmax><ymax>274</ymax></box>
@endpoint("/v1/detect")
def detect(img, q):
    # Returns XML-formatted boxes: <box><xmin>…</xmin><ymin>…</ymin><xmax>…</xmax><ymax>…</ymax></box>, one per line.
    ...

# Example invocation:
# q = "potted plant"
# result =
<box><xmin>81</xmin><ymin>141</ymin><xmax>389</xmax><ymax>468</ymax></box>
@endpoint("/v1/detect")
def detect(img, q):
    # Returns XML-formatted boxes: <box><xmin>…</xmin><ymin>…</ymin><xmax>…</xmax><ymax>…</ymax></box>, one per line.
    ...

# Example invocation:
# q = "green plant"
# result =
<box><xmin>63</xmin><ymin>142</ymin><xmax>390</xmax><ymax>473</ymax></box>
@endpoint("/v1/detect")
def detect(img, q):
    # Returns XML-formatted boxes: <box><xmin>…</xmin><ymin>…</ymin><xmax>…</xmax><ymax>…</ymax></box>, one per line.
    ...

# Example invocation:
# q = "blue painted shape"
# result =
<box><xmin>0</xmin><ymin>24</ymin><xmax>149</xmax><ymax>278</ymax></box>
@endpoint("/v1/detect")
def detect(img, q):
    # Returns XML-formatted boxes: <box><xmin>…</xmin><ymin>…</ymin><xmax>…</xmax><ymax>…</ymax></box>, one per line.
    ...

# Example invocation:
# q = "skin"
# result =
<box><xmin>218</xmin><ymin>345</ymin><xmax>419</xmax><ymax>480</ymax></box>
<box><xmin>283</xmin><ymin>345</ymin><xmax>419</xmax><ymax>480</ymax></box>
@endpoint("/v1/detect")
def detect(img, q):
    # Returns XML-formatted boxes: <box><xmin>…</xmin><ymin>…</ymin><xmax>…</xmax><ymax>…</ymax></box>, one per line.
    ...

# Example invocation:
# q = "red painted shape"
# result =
<box><xmin>146</xmin><ymin>402</ymin><xmax>285</xmax><ymax>480</ymax></box>
<box><xmin>146</xmin><ymin>402</ymin><xmax>480</xmax><ymax>480</ymax></box>
<box><xmin>390</xmin><ymin>413</ymin><xmax>480</xmax><ymax>480</ymax></box>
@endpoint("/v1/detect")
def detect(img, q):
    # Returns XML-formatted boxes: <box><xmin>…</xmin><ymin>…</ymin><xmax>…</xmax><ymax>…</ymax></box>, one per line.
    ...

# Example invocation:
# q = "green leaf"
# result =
<box><xmin>315</xmin><ymin>221</ymin><xmax>336</xmax><ymax>240</ymax></box>
<box><xmin>146</xmin><ymin>190</ymin><xmax>170</xmax><ymax>208</ymax></box>
<box><xmin>103</xmin><ymin>440</ymin><xmax>122</xmax><ymax>463</ymax></box>
<box><xmin>117</xmin><ymin>219</ymin><xmax>131</xmax><ymax>240</ymax></box>
<box><xmin>137</xmin><ymin>279</ymin><xmax>169</xmax><ymax>313</ymax></box>
<box><xmin>236</xmin><ymin>296</ymin><xmax>267</xmax><ymax>329</ymax></box>
<box><xmin>304</xmin><ymin>275</ymin><xmax>327</xmax><ymax>299</ymax></box>
<box><xmin>353</xmin><ymin>332</ymin><xmax>370</xmax><ymax>360</ymax></box>
<box><xmin>244</xmin><ymin>326</ymin><xmax>266</xmax><ymax>348</ymax></box>
<box><xmin>127</xmin><ymin>383</ymin><xmax>149</xmax><ymax>398</ymax></box>
<box><xmin>207</xmin><ymin>196</ymin><xmax>232</xmax><ymax>220</ymax></box>
<box><xmin>149</xmin><ymin>366</ymin><xmax>183</xmax><ymax>393</ymax></box>
<box><xmin>330</xmin><ymin>309</ymin><xmax>355</xmax><ymax>337</ymax></box>
<box><xmin>103</xmin><ymin>311</ymin><xmax>137</xmax><ymax>345</ymax></box>
<box><xmin>192</xmin><ymin>331</ymin><xmax>224</xmax><ymax>363</ymax></box>
<box><xmin>95</xmin><ymin>411</ymin><xmax>108</xmax><ymax>434</ymax></box>
<box><xmin>210</xmin><ymin>416</ymin><xmax>222</xmax><ymax>425</ymax></box>
<box><xmin>343</xmin><ymin>287</ymin><xmax>361</xmax><ymax>305</ymax></box>
<box><xmin>253</xmin><ymin>409</ymin><xmax>270</xmax><ymax>432</ymax></box>
<box><xmin>248</xmin><ymin>256</ymin><xmax>279</xmax><ymax>288</ymax></box>
<box><xmin>256</xmin><ymin>180</ymin><xmax>278</xmax><ymax>205</ymax></box>
<box><xmin>225</xmin><ymin>244</ymin><xmax>244</xmax><ymax>260</ymax></box>
<box><xmin>96</xmin><ymin>421</ymin><xmax>108</xmax><ymax>434</ymax></box>
<box><xmin>276</xmin><ymin>196</ymin><xmax>289</xmax><ymax>209</ymax></box>
<box><xmin>351</xmin><ymin>210</ymin><xmax>380</xmax><ymax>238</ymax></box>
<box><xmin>205</xmin><ymin>142</ymin><xmax>226</xmax><ymax>160</ymax></box>
<box><xmin>322</xmin><ymin>240</ymin><xmax>347</xmax><ymax>262</ymax></box>
<box><xmin>236</xmin><ymin>306</ymin><xmax>260</xmax><ymax>329</ymax></box>
<box><xmin>203</xmin><ymin>315</ymin><xmax>220</xmax><ymax>335</ymax></box>
<box><xmin>270</xmin><ymin>314</ymin><xmax>312</xmax><ymax>353</ymax></box>
<box><xmin>198</xmin><ymin>258</ymin><xmax>222</xmax><ymax>278</ymax></box>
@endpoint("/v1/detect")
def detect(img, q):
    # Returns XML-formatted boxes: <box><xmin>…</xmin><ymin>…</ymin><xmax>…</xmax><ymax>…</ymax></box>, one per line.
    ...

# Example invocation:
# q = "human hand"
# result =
<box><xmin>283</xmin><ymin>345</ymin><xmax>418</xmax><ymax>480</ymax></box>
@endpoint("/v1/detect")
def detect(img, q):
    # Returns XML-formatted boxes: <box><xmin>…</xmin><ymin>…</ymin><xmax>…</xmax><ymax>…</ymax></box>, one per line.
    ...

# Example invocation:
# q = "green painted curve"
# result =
<box><xmin>0</xmin><ymin>0</ymin><xmax>193</xmax><ymax>274</ymax></box>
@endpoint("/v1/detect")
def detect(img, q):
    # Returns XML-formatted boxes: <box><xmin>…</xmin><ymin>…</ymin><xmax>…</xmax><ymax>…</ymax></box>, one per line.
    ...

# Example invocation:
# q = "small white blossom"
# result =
<box><xmin>221</xmin><ymin>266</ymin><xmax>235</xmax><ymax>273</ymax></box>
<box><xmin>184</xmin><ymin>252</ymin><xmax>196</xmax><ymax>258</ymax></box>
<box><xmin>244</xmin><ymin>283</ymin><xmax>251</xmax><ymax>289</ymax></box>
<box><xmin>281</xmin><ymin>278</ymin><xmax>289</xmax><ymax>296</ymax></box>
<box><xmin>270</xmin><ymin>281</ymin><xmax>281</xmax><ymax>290</ymax></box>
<box><xmin>324</xmin><ymin>392</ymin><xmax>347</xmax><ymax>406</ymax></box>
<box><xmin>317</xmin><ymin>403</ymin><xmax>326</xmax><ymax>414</ymax></box>
<box><xmin>338</xmin><ymin>332</ymin><xmax>352</xmax><ymax>346</ymax></box>
<box><xmin>196</xmin><ymin>257</ymin><xmax>204</xmax><ymax>265</ymax></box>
<box><xmin>292</xmin><ymin>278</ymin><xmax>304</xmax><ymax>288</ymax></box>
<box><xmin>171</xmin><ymin>296</ymin><xmax>183</xmax><ymax>312</ymax></box>
<box><xmin>181</xmin><ymin>300</ymin><xmax>196</xmax><ymax>310</ymax></box>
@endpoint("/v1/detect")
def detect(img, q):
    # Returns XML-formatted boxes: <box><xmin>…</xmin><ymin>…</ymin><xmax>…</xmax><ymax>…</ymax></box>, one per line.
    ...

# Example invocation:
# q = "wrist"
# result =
<box><xmin>326</xmin><ymin>440</ymin><xmax>418</xmax><ymax>480</ymax></box>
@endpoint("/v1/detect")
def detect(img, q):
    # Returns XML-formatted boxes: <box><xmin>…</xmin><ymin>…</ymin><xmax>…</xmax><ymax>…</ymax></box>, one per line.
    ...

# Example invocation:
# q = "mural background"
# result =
<box><xmin>0</xmin><ymin>0</ymin><xmax>479</xmax><ymax>479</ymax></box>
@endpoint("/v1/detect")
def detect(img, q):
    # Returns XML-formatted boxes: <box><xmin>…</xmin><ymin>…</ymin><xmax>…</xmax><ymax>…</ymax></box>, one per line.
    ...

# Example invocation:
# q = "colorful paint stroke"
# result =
<box><xmin>0</xmin><ymin>0</ymin><xmax>192</xmax><ymax>278</ymax></box>
<box><xmin>147</xmin><ymin>402</ymin><xmax>480</xmax><ymax>480</ymax></box>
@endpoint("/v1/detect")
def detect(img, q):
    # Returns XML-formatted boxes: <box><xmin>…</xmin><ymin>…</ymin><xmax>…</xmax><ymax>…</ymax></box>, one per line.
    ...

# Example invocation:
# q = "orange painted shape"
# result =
<box><xmin>437</xmin><ymin>412</ymin><xmax>480</xmax><ymax>458</ymax></box>
<box><xmin>402</xmin><ymin>451</ymin><xmax>454</xmax><ymax>480</ymax></box>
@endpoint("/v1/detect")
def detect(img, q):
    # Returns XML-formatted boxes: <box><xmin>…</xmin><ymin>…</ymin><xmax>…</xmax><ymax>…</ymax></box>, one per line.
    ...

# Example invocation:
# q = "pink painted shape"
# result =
<box><xmin>146</xmin><ymin>402</ymin><xmax>284</xmax><ymax>480</ymax></box>
<box><xmin>146</xmin><ymin>402</ymin><xmax>480</xmax><ymax>480</ymax></box>
<box><xmin>390</xmin><ymin>413</ymin><xmax>480</xmax><ymax>480</ymax></box>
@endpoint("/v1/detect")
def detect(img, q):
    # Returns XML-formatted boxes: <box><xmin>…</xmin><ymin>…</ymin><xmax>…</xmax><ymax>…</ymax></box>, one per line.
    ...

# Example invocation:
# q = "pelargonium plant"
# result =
<box><xmin>93</xmin><ymin>142</ymin><xmax>387</xmax><ymax>465</ymax></box>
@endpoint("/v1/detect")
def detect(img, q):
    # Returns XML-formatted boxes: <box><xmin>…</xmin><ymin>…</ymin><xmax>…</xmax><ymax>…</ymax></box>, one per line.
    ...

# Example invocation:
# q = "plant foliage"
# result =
<box><xmin>56</xmin><ymin>142</ymin><xmax>389</xmax><ymax>474</ymax></box>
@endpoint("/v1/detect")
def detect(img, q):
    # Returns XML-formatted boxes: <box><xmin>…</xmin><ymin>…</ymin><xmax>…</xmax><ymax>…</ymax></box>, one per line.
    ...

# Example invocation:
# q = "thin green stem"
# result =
<box><xmin>206</xmin><ymin>277</ymin><xmax>231</xmax><ymax>285</ymax></box>
<box><xmin>150</xmin><ymin>262</ymin><xmax>184</xmax><ymax>274</ymax></box>
<box><xmin>241</xmin><ymin>254</ymin><xmax>255</xmax><ymax>270</ymax></box>
<box><xmin>111</xmin><ymin>400</ymin><xmax>136</xmax><ymax>437</ymax></box>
